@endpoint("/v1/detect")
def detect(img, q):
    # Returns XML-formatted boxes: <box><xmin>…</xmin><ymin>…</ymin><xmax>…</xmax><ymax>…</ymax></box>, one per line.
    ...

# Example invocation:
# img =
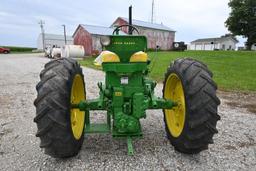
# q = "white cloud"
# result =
<box><xmin>0</xmin><ymin>0</ymin><xmax>246</xmax><ymax>47</ymax></box>
<box><xmin>152</xmin><ymin>0</ymin><xmax>230</xmax><ymax>41</ymax></box>
<box><xmin>0</xmin><ymin>11</ymin><xmax>13</xmax><ymax>17</ymax></box>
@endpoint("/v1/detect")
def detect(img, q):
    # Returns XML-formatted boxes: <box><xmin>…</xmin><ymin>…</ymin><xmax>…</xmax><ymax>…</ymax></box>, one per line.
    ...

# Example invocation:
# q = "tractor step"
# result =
<box><xmin>127</xmin><ymin>136</ymin><xmax>134</xmax><ymax>156</ymax></box>
<box><xmin>84</xmin><ymin>123</ymin><xmax>110</xmax><ymax>134</ymax></box>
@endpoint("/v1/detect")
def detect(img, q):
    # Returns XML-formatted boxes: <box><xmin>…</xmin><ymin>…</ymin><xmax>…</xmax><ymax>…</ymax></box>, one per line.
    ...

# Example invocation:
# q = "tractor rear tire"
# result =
<box><xmin>163</xmin><ymin>58</ymin><xmax>220</xmax><ymax>154</ymax></box>
<box><xmin>34</xmin><ymin>58</ymin><xmax>86</xmax><ymax>158</ymax></box>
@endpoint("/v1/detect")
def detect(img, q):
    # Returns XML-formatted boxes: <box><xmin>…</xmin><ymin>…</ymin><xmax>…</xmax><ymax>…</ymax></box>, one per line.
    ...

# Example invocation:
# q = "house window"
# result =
<box><xmin>222</xmin><ymin>44</ymin><xmax>225</xmax><ymax>50</ymax></box>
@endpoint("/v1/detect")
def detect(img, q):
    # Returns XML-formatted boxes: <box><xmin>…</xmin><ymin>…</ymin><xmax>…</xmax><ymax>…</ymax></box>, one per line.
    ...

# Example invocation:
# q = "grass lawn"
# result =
<box><xmin>1</xmin><ymin>46</ymin><xmax>36</xmax><ymax>53</ymax></box>
<box><xmin>79</xmin><ymin>50</ymin><xmax>256</xmax><ymax>92</ymax></box>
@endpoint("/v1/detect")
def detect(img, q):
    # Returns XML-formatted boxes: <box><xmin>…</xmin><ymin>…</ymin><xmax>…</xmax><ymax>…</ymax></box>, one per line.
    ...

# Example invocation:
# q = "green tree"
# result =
<box><xmin>225</xmin><ymin>0</ymin><xmax>256</xmax><ymax>50</ymax></box>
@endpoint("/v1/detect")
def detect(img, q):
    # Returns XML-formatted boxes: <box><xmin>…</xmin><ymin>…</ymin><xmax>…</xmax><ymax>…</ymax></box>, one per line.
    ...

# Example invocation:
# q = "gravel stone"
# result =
<box><xmin>0</xmin><ymin>53</ymin><xmax>255</xmax><ymax>171</ymax></box>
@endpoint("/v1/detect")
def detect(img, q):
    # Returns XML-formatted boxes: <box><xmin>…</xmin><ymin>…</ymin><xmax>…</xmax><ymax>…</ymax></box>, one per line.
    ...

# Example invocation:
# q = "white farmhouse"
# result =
<box><xmin>37</xmin><ymin>33</ymin><xmax>73</xmax><ymax>50</ymax></box>
<box><xmin>190</xmin><ymin>35</ymin><xmax>238</xmax><ymax>51</ymax></box>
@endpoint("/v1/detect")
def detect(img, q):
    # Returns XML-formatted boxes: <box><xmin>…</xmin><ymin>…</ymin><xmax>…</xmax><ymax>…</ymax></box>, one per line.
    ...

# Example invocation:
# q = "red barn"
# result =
<box><xmin>73</xmin><ymin>24</ymin><xmax>126</xmax><ymax>56</ymax></box>
<box><xmin>111</xmin><ymin>17</ymin><xmax>176</xmax><ymax>50</ymax></box>
<box><xmin>73</xmin><ymin>18</ymin><xmax>175</xmax><ymax>55</ymax></box>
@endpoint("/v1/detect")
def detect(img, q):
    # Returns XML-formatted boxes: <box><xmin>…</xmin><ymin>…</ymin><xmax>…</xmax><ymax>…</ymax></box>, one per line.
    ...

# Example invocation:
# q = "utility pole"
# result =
<box><xmin>151</xmin><ymin>0</ymin><xmax>155</xmax><ymax>23</ymax></box>
<box><xmin>39</xmin><ymin>20</ymin><xmax>45</xmax><ymax>50</ymax></box>
<box><xmin>62</xmin><ymin>24</ymin><xmax>67</xmax><ymax>45</ymax></box>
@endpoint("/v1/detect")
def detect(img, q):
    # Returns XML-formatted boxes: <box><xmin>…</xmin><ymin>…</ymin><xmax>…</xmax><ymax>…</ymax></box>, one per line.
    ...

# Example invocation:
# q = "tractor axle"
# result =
<box><xmin>71</xmin><ymin>97</ymin><xmax>177</xmax><ymax>111</ymax></box>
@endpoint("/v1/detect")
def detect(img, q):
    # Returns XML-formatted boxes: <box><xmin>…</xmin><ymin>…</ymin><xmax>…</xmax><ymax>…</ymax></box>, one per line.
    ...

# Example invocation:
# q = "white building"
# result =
<box><xmin>190</xmin><ymin>35</ymin><xmax>238</xmax><ymax>51</ymax></box>
<box><xmin>37</xmin><ymin>33</ymin><xmax>73</xmax><ymax>50</ymax></box>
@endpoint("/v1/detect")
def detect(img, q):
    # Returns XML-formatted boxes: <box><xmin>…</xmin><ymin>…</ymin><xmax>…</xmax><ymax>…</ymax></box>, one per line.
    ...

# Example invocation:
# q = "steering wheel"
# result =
<box><xmin>113</xmin><ymin>24</ymin><xmax>140</xmax><ymax>35</ymax></box>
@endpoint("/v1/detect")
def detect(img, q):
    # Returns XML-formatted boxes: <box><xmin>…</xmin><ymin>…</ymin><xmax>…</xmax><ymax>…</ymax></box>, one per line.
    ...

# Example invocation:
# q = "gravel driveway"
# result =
<box><xmin>0</xmin><ymin>53</ymin><xmax>255</xmax><ymax>171</ymax></box>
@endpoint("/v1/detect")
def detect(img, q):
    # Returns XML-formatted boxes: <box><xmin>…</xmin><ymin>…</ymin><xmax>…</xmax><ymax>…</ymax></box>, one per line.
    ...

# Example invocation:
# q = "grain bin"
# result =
<box><xmin>61</xmin><ymin>45</ymin><xmax>85</xmax><ymax>58</ymax></box>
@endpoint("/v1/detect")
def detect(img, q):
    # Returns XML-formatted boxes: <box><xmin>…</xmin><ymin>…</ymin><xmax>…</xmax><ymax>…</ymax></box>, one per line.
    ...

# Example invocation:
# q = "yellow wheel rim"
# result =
<box><xmin>70</xmin><ymin>74</ymin><xmax>85</xmax><ymax>140</ymax></box>
<box><xmin>164</xmin><ymin>73</ymin><xmax>186</xmax><ymax>137</ymax></box>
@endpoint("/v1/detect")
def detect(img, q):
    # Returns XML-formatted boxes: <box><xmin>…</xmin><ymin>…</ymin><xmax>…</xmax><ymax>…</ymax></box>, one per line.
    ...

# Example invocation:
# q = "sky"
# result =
<box><xmin>0</xmin><ymin>0</ymin><xmax>246</xmax><ymax>47</ymax></box>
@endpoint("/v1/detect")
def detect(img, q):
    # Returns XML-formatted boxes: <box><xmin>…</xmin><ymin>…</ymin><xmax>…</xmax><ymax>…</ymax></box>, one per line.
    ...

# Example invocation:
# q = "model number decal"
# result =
<box><xmin>121</xmin><ymin>77</ymin><xmax>129</xmax><ymax>84</ymax></box>
<box><xmin>114</xmin><ymin>92</ymin><xmax>122</xmax><ymax>96</ymax></box>
<box><xmin>113</xmin><ymin>42</ymin><xmax>136</xmax><ymax>45</ymax></box>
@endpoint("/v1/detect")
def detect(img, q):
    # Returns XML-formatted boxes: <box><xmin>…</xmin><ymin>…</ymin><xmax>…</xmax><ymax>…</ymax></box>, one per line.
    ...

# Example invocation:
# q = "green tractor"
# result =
<box><xmin>34</xmin><ymin>8</ymin><xmax>220</xmax><ymax>157</ymax></box>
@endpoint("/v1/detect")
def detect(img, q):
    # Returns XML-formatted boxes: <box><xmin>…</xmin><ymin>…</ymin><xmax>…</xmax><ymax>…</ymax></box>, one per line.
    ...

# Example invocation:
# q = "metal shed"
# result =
<box><xmin>37</xmin><ymin>33</ymin><xmax>73</xmax><ymax>50</ymax></box>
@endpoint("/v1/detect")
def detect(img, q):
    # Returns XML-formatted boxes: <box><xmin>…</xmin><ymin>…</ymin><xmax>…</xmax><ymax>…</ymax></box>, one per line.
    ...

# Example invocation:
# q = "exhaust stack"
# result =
<box><xmin>129</xmin><ymin>6</ymin><xmax>132</xmax><ymax>35</ymax></box>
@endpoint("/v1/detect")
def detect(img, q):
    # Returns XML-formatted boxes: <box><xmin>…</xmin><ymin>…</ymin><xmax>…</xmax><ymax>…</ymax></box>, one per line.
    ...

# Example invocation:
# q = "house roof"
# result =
<box><xmin>40</xmin><ymin>33</ymin><xmax>73</xmax><ymax>41</ymax></box>
<box><xmin>191</xmin><ymin>36</ymin><xmax>239</xmax><ymax>43</ymax></box>
<box><xmin>114</xmin><ymin>17</ymin><xmax>175</xmax><ymax>32</ymax></box>
<box><xmin>74</xmin><ymin>24</ymin><xmax>126</xmax><ymax>36</ymax></box>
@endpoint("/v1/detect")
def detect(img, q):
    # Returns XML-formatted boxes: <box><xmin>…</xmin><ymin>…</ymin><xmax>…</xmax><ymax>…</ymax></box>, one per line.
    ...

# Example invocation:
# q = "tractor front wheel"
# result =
<box><xmin>163</xmin><ymin>58</ymin><xmax>220</xmax><ymax>154</ymax></box>
<box><xmin>34</xmin><ymin>58</ymin><xmax>86</xmax><ymax>158</ymax></box>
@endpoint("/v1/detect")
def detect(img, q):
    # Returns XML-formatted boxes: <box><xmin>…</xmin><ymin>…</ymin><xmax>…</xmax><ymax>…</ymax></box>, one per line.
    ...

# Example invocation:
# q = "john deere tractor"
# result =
<box><xmin>34</xmin><ymin>7</ymin><xmax>220</xmax><ymax>157</ymax></box>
